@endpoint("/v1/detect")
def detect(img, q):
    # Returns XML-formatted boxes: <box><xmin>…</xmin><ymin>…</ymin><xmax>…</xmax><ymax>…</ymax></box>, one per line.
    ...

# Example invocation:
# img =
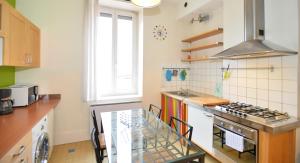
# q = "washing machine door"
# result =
<box><xmin>34</xmin><ymin>132</ymin><xmax>49</xmax><ymax>163</ymax></box>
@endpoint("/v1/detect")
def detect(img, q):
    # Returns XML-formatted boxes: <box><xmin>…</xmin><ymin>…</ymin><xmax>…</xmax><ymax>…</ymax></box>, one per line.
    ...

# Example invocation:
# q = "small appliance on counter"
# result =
<box><xmin>0</xmin><ymin>88</ymin><xmax>14</xmax><ymax>115</ymax></box>
<box><xmin>10</xmin><ymin>84</ymin><xmax>39</xmax><ymax>107</ymax></box>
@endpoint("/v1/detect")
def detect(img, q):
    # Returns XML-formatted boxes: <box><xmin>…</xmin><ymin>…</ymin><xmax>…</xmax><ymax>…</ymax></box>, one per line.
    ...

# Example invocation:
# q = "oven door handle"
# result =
<box><xmin>213</xmin><ymin>124</ymin><xmax>256</xmax><ymax>145</ymax></box>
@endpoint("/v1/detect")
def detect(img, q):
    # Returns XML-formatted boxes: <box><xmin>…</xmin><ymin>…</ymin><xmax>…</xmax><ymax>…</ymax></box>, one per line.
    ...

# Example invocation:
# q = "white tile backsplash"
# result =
<box><xmin>257</xmin><ymin>79</ymin><xmax>268</xmax><ymax>90</ymax></box>
<box><xmin>269</xmin><ymin>90</ymin><xmax>282</xmax><ymax>103</ymax></box>
<box><xmin>269</xmin><ymin>79</ymin><xmax>282</xmax><ymax>91</ymax></box>
<box><xmin>162</xmin><ymin>56</ymin><xmax>298</xmax><ymax>117</ymax></box>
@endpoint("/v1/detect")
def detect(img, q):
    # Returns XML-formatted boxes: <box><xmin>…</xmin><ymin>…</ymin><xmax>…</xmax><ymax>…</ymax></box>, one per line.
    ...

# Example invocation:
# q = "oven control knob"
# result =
<box><xmin>243</xmin><ymin>114</ymin><xmax>247</xmax><ymax>118</ymax></box>
<box><xmin>239</xmin><ymin>112</ymin><xmax>243</xmax><ymax>116</ymax></box>
<box><xmin>220</xmin><ymin>122</ymin><xmax>224</xmax><ymax>126</ymax></box>
<box><xmin>237</xmin><ymin>129</ymin><xmax>242</xmax><ymax>133</ymax></box>
<box><xmin>226</xmin><ymin>108</ymin><xmax>229</xmax><ymax>112</ymax></box>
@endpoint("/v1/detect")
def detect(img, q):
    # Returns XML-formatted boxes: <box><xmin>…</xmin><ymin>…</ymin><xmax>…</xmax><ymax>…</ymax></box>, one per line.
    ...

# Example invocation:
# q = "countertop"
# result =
<box><xmin>162</xmin><ymin>90</ymin><xmax>300</xmax><ymax>134</ymax></box>
<box><xmin>161</xmin><ymin>91</ymin><xmax>230</xmax><ymax>106</ymax></box>
<box><xmin>0</xmin><ymin>94</ymin><xmax>61</xmax><ymax>159</ymax></box>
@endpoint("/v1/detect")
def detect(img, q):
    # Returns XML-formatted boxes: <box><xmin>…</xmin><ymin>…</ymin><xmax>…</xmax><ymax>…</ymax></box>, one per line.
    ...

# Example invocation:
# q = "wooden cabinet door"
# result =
<box><xmin>0</xmin><ymin>0</ymin><xmax>9</xmax><ymax>37</ymax></box>
<box><xmin>26</xmin><ymin>22</ymin><xmax>40</xmax><ymax>67</ymax></box>
<box><xmin>7</xmin><ymin>8</ymin><xmax>26</xmax><ymax>66</ymax></box>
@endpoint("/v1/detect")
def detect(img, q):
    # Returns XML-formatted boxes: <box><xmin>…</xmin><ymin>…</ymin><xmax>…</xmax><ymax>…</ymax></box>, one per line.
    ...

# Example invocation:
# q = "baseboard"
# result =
<box><xmin>54</xmin><ymin>129</ymin><xmax>90</xmax><ymax>145</ymax></box>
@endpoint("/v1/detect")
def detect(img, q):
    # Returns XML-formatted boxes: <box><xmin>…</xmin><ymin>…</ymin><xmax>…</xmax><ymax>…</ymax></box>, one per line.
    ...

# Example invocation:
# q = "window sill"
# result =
<box><xmin>89</xmin><ymin>95</ymin><xmax>142</xmax><ymax>106</ymax></box>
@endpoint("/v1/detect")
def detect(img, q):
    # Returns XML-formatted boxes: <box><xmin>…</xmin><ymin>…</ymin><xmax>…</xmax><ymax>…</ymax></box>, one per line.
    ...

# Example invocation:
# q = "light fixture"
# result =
<box><xmin>131</xmin><ymin>0</ymin><xmax>161</xmax><ymax>8</ymax></box>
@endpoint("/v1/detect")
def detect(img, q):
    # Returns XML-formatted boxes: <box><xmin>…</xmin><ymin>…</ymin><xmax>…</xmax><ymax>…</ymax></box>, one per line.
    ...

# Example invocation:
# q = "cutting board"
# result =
<box><xmin>187</xmin><ymin>96</ymin><xmax>229</xmax><ymax>106</ymax></box>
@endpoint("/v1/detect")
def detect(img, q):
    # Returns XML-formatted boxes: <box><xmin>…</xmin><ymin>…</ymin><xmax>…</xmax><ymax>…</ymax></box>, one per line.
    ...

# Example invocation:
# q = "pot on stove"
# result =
<box><xmin>0</xmin><ymin>89</ymin><xmax>14</xmax><ymax>115</ymax></box>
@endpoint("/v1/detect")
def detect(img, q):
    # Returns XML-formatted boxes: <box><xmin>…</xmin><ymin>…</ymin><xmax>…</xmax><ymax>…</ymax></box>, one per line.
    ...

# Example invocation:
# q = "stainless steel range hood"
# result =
<box><xmin>211</xmin><ymin>0</ymin><xmax>297</xmax><ymax>59</ymax></box>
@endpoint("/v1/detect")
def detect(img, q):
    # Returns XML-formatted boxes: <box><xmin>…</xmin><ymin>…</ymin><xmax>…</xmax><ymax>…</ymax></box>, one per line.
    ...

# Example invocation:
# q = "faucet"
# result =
<box><xmin>179</xmin><ymin>88</ymin><xmax>189</xmax><ymax>96</ymax></box>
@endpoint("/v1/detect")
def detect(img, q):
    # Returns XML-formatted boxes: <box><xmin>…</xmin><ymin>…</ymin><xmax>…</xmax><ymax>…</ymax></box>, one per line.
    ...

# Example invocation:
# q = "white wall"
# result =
<box><xmin>143</xmin><ymin>1</ymin><xmax>189</xmax><ymax>107</ymax></box>
<box><xmin>16</xmin><ymin>0</ymin><xmax>89</xmax><ymax>145</ymax></box>
<box><xmin>15</xmin><ymin>0</ymin><xmax>188</xmax><ymax>144</ymax></box>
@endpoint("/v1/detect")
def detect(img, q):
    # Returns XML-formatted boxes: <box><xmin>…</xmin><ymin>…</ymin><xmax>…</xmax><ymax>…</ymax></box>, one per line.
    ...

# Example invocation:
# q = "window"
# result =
<box><xmin>95</xmin><ymin>8</ymin><xmax>141</xmax><ymax>101</ymax></box>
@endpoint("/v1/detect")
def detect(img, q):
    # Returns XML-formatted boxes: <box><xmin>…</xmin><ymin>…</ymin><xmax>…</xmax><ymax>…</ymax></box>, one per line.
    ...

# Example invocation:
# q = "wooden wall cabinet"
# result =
<box><xmin>0</xmin><ymin>0</ymin><xmax>40</xmax><ymax>67</ymax></box>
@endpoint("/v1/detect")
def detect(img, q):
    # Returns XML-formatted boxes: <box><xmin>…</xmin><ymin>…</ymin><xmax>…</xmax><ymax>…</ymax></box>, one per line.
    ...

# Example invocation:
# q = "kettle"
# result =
<box><xmin>0</xmin><ymin>89</ymin><xmax>14</xmax><ymax>115</ymax></box>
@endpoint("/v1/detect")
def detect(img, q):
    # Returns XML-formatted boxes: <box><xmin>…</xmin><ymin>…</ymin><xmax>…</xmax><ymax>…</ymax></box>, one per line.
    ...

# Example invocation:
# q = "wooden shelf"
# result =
<box><xmin>182</xmin><ymin>42</ymin><xmax>223</xmax><ymax>52</ymax></box>
<box><xmin>181</xmin><ymin>56</ymin><xmax>209</xmax><ymax>62</ymax></box>
<box><xmin>182</xmin><ymin>28</ymin><xmax>223</xmax><ymax>43</ymax></box>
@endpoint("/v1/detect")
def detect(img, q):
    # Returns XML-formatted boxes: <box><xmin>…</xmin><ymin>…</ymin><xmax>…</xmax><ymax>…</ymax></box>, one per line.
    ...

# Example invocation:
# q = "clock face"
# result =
<box><xmin>153</xmin><ymin>25</ymin><xmax>167</xmax><ymax>41</ymax></box>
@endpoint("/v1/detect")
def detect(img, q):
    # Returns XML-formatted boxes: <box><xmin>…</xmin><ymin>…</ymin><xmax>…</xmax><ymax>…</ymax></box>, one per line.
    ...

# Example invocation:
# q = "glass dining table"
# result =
<box><xmin>100</xmin><ymin>108</ymin><xmax>206</xmax><ymax>163</ymax></box>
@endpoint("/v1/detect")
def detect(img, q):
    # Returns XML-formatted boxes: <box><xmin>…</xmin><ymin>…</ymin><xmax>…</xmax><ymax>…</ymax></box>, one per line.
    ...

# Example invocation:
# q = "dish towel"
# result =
<box><xmin>225</xmin><ymin>130</ymin><xmax>244</xmax><ymax>152</ymax></box>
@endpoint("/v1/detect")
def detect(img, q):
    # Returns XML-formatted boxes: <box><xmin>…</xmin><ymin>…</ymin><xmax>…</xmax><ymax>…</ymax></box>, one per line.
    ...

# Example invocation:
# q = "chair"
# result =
<box><xmin>91</xmin><ymin>128</ymin><xmax>102</xmax><ymax>163</ymax></box>
<box><xmin>91</xmin><ymin>110</ymin><xmax>107</xmax><ymax>160</ymax></box>
<box><xmin>148</xmin><ymin>104</ymin><xmax>162</xmax><ymax>118</ymax></box>
<box><xmin>169</xmin><ymin>116</ymin><xmax>193</xmax><ymax>141</ymax></box>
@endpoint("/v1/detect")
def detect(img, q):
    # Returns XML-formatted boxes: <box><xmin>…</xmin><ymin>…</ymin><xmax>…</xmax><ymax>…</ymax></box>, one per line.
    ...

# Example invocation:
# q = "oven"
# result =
<box><xmin>213</xmin><ymin>115</ymin><xmax>258</xmax><ymax>163</ymax></box>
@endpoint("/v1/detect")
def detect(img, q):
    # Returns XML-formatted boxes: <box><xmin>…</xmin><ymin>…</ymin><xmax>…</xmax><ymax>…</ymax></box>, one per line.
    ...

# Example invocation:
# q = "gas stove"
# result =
<box><xmin>215</xmin><ymin>102</ymin><xmax>289</xmax><ymax>123</ymax></box>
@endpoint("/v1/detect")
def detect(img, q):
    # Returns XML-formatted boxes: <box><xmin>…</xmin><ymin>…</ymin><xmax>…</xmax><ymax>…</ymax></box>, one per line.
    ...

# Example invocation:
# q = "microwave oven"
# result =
<box><xmin>9</xmin><ymin>84</ymin><xmax>39</xmax><ymax>107</ymax></box>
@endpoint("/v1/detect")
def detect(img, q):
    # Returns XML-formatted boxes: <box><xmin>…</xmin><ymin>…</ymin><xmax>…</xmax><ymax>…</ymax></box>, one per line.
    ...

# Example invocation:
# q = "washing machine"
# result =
<box><xmin>32</xmin><ymin>115</ymin><xmax>49</xmax><ymax>163</ymax></box>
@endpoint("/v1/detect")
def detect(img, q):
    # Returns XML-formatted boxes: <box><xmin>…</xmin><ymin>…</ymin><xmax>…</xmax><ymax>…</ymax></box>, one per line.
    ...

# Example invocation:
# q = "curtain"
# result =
<box><xmin>83</xmin><ymin>0</ymin><xmax>97</xmax><ymax>102</ymax></box>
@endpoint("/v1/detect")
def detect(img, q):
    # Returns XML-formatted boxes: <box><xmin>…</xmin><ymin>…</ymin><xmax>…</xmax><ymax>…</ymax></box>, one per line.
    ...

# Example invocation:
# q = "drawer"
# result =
<box><xmin>0</xmin><ymin>131</ymin><xmax>32</xmax><ymax>163</ymax></box>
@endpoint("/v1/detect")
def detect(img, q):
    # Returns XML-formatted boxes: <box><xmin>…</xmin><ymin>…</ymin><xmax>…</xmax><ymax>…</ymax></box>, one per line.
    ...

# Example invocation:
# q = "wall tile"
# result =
<box><xmin>247</xmin><ymin>78</ymin><xmax>257</xmax><ymax>88</ymax></box>
<box><xmin>257</xmin><ymin>79</ymin><xmax>268</xmax><ymax>90</ymax></box>
<box><xmin>269</xmin><ymin>79</ymin><xmax>282</xmax><ymax>91</ymax></box>
<box><xmin>257</xmin><ymin>69</ymin><xmax>269</xmax><ymax>79</ymax></box>
<box><xmin>230</xmin><ymin>77</ymin><xmax>238</xmax><ymax>86</ymax></box>
<box><xmin>257</xmin><ymin>89</ymin><xmax>268</xmax><ymax>100</ymax></box>
<box><xmin>238</xmin><ymin>87</ymin><xmax>247</xmax><ymax>97</ymax></box>
<box><xmin>269</xmin><ymin>90</ymin><xmax>282</xmax><ymax>103</ymax></box>
<box><xmin>238</xmin><ymin>69</ymin><xmax>247</xmax><ymax>78</ymax></box>
<box><xmin>247</xmin><ymin>88</ymin><xmax>257</xmax><ymax>98</ymax></box>
<box><xmin>238</xmin><ymin>78</ymin><xmax>247</xmax><ymax>87</ymax></box>
<box><xmin>269</xmin><ymin>102</ymin><xmax>282</xmax><ymax>111</ymax></box>
<box><xmin>282</xmin><ymin>55</ymin><xmax>298</xmax><ymax>68</ymax></box>
<box><xmin>247</xmin><ymin>98</ymin><xmax>257</xmax><ymax>105</ymax></box>
<box><xmin>238</xmin><ymin>96</ymin><xmax>247</xmax><ymax>103</ymax></box>
<box><xmin>282</xmin><ymin>92</ymin><xmax>297</xmax><ymax>105</ymax></box>
<box><xmin>282</xmin><ymin>80</ymin><xmax>297</xmax><ymax>93</ymax></box>
<box><xmin>247</xmin><ymin>69</ymin><xmax>257</xmax><ymax>78</ymax></box>
<box><xmin>256</xmin><ymin>58</ymin><xmax>269</xmax><ymax>68</ymax></box>
<box><xmin>257</xmin><ymin>100</ymin><xmax>269</xmax><ymax>108</ymax></box>
<box><xmin>269</xmin><ymin>68</ymin><xmax>282</xmax><ymax>80</ymax></box>
<box><xmin>247</xmin><ymin>59</ymin><xmax>257</xmax><ymax>68</ymax></box>
<box><xmin>282</xmin><ymin>104</ymin><xmax>297</xmax><ymax>117</ymax></box>
<box><xmin>282</xmin><ymin>68</ymin><xmax>297</xmax><ymax>80</ymax></box>
<box><xmin>230</xmin><ymin>86</ymin><xmax>238</xmax><ymax>95</ymax></box>
<box><xmin>238</xmin><ymin>60</ymin><xmax>247</xmax><ymax>68</ymax></box>
<box><xmin>269</xmin><ymin>57</ymin><xmax>282</xmax><ymax>68</ymax></box>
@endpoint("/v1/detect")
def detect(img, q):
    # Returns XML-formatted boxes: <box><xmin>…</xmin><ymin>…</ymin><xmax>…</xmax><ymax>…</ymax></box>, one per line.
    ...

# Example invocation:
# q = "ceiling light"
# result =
<box><xmin>131</xmin><ymin>0</ymin><xmax>161</xmax><ymax>8</ymax></box>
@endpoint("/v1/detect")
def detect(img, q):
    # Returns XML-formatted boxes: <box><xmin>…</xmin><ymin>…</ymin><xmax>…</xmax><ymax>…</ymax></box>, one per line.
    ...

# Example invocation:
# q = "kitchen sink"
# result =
<box><xmin>167</xmin><ymin>91</ymin><xmax>198</xmax><ymax>97</ymax></box>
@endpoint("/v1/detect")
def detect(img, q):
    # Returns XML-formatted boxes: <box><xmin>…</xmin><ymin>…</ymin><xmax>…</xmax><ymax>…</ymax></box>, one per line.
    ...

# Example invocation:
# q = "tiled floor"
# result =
<box><xmin>49</xmin><ymin>141</ymin><xmax>220</xmax><ymax>163</ymax></box>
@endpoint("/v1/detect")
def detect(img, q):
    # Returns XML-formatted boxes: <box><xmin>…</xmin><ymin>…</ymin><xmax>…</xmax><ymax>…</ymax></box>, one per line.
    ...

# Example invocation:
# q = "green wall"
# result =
<box><xmin>0</xmin><ymin>0</ymin><xmax>16</xmax><ymax>87</ymax></box>
<box><xmin>6</xmin><ymin>0</ymin><xmax>16</xmax><ymax>7</ymax></box>
<box><xmin>0</xmin><ymin>67</ymin><xmax>15</xmax><ymax>87</ymax></box>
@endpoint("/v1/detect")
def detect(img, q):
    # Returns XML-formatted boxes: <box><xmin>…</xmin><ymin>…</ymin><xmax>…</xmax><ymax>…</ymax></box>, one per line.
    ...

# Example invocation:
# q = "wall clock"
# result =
<box><xmin>153</xmin><ymin>25</ymin><xmax>167</xmax><ymax>40</ymax></box>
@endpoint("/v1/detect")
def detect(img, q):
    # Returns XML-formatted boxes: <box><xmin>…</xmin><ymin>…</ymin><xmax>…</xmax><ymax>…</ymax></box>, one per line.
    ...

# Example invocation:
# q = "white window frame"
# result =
<box><xmin>95</xmin><ymin>7</ymin><xmax>140</xmax><ymax>100</ymax></box>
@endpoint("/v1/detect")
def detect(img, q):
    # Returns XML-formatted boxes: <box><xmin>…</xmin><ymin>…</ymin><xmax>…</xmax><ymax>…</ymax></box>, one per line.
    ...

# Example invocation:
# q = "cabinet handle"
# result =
<box><xmin>13</xmin><ymin>145</ymin><xmax>26</xmax><ymax>157</ymax></box>
<box><xmin>203</xmin><ymin>112</ymin><xmax>213</xmax><ymax>118</ymax></box>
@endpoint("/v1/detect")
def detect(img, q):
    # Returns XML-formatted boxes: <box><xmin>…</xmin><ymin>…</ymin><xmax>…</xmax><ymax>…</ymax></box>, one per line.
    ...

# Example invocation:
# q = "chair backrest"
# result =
<box><xmin>91</xmin><ymin>128</ymin><xmax>102</xmax><ymax>163</ymax></box>
<box><xmin>169</xmin><ymin>116</ymin><xmax>193</xmax><ymax>141</ymax></box>
<box><xmin>92</xmin><ymin>110</ymin><xmax>100</xmax><ymax>134</ymax></box>
<box><xmin>148</xmin><ymin>104</ymin><xmax>162</xmax><ymax>118</ymax></box>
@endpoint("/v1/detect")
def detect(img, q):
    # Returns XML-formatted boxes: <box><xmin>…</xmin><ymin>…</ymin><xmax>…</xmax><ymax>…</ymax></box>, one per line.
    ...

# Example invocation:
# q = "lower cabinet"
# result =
<box><xmin>0</xmin><ymin>131</ymin><xmax>32</xmax><ymax>163</ymax></box>
<box><xmin>188</xmin><ymin>104</ymin><xmax>214</xmax><ymax>153</ymax></box>
<box><xmin>161</xmin><ymin>94</ymin><xmax>188</xmax><ymax>135</ymax></box>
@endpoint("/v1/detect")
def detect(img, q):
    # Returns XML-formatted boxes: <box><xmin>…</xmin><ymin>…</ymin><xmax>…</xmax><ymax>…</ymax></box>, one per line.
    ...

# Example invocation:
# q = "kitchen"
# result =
<box><xmin>0</xmin><ymin>0</ymin><xmax>299</xmax><ymax>163</ymax></box>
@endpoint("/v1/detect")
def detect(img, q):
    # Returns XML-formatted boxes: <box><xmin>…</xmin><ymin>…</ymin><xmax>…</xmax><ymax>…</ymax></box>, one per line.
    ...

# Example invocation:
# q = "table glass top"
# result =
<box><xmin>100</xmin><ymin>109</ymin><xmax>205</xmax><ymax>163</ymax></box>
